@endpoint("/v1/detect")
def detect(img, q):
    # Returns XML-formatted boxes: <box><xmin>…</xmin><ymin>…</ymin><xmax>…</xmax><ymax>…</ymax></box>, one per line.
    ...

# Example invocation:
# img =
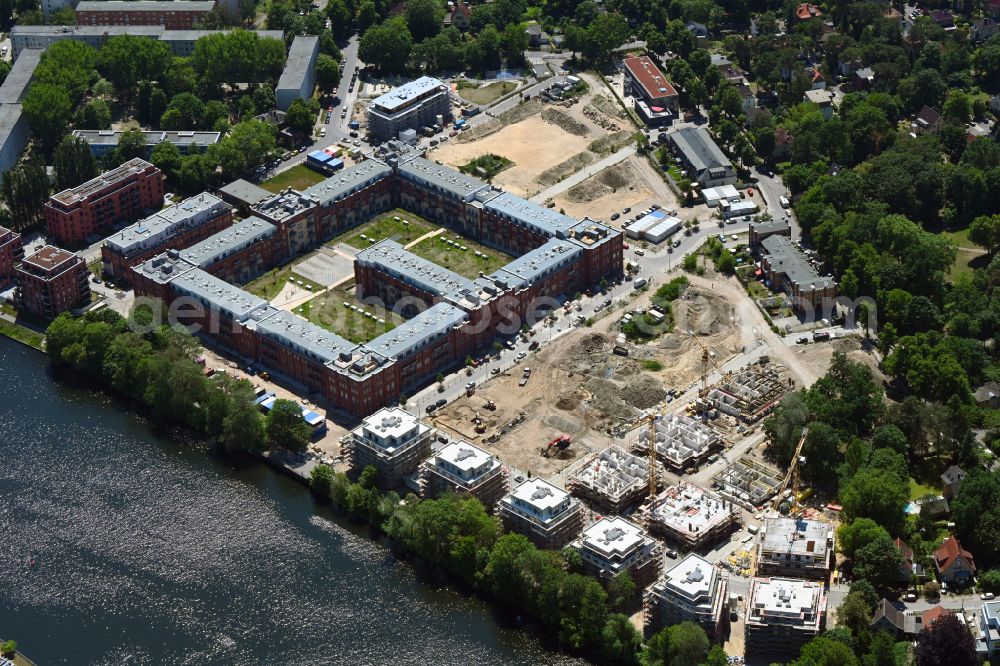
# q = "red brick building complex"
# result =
<box><xmin>45</xmin><ymin>159</ymin><xmax>164</xmax><ymax>248</ymax></box>
<box><xmin>0</xmin><ymin>226</ymin><xmax>24</xmax><ymax>290</ymax></box>
<box><xmin>131</xmin><ymin>148</ymin><xmax>623</xmax><ymax>420</ymax></box>
<box><xmin>16</xmin><ymin>246</ymin><xmax>90</xmax><ymax>319</ymax></box>
<box><xmin>75</xmin><ymin>1</ymin><xmax>216</xmax><ymax>29</ymax></box>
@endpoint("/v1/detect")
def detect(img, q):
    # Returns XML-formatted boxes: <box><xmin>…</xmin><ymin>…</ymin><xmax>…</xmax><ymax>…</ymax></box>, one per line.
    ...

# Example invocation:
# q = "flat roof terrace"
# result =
<box><xmin>397</xmin><ymin>157</ymin><xmax>492</xmax><ymax>203</ymax></box>
<box><xmin>51</xmin><ymin>158</ymin><xmax>157</xmax><ymax>206</ymax></box>
<box><xmin>22</xmin><ymin>245</ymin><xmax>78</xmax><ymax>275</ymax></box>
<box><xmin>370</xmin><ymin>76</ymin><xmax>447</xmax><ymax>115</ymax></box>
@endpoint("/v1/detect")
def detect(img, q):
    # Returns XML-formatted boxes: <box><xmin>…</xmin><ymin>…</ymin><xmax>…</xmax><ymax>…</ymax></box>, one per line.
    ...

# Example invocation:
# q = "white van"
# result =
<box><xmin>779</xmin><ymin>196</ymin><xmax>790</xmax><ymax>208</ymax></box>
<box><xmin>633</xmin><ymin>278</ymin><xmax>647</xmax><ymax>289</ymax></box>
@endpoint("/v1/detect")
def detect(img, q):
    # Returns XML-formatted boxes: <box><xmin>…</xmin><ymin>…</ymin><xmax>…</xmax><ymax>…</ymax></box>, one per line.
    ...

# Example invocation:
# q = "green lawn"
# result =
<box><xmin>457</xmin><ymin>81</ymin><xmax>518</xmax><ymax>105</ymax></box>
<box><xmin>260</xmin><ymin>164</ymin><xmax>327</xmax><ymax>194</ymax></box>
<box><xmin>941</xmin><ymin>227</ymin><xmax>976</xmax><ymax>248</ymax></box>
<box><xmin>0</xmin><ymin>319</ymin><xmax>45</xmax><ymax>350</ymax></box>
<box><xmin>460</xmin><ymin>154</ymin><xmax>514</xmax><ymax>180</ymax></box>
<box><xmin>243</xmin><ymin>261</ymin><xmax>324</xmax><ymax>301</ymax></box>
<box><xmin>294</xmin><ymin>285</ymin><xmax>405</xmax><ymax>343</ymax></box>
<box><xmin>408</xmin><ymin>231</ymin><xmax>512</xmax><ymax>279</ymax></box>
<box><xmin>87</xmin><ymin>259</ymin><xmax>102</xmax><ymax>276</ymax></box>
<box><xmin>332</xmin><ymin>209</ymin><xmax>438</xmax><ymax>250</ymax></box>
<box><xmin>909</xmin><ymin>477</ymin><xmax>941</xmax><ymax>501</ymax></box>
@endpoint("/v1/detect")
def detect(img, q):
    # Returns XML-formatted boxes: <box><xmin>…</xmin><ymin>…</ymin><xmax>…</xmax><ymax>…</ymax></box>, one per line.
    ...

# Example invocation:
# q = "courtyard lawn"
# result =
<box><xmin>243</xmin><ymin>261</ymin><xmax>324</xmax><ymax>301</ymax></box>
<box><xmin>457</xmin><ymin>80</ymin><xmax>518</xmax><ymax>106</ymax></box>
<box><xmin>909</xmin><ymin>477</ymin><xmax>941</xmax><ymax>501</ymax></box>
<box><xmin>333</xmin><ymin>209</ymin><xmax>438</xmax><ymax>250</ymax></box>
<box><xmin>294</xmin><ymin>285</ymin><xmax>405</xmax><ymax>343</ymax></box>
<box><xmin>460</xmin><ymin>154</ymin><xmax>514</xmax><ymax>180</ymax></box>
<box><xmin>408</xmin><ymin>231</ymin><xmax>512</xmax><ymax>279</ymax></box>
<box><xmin>260</xmin><ymin>164</ymin><xmax>327</xmax><ymax>194</ymax></box>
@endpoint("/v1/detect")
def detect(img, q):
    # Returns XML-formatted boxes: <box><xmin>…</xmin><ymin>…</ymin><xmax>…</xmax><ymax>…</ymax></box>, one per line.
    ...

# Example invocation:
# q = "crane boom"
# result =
<box><xmin>773</xmin><ymin>427</ymin><xmax>809</xmax><ymax>509</ymax></box>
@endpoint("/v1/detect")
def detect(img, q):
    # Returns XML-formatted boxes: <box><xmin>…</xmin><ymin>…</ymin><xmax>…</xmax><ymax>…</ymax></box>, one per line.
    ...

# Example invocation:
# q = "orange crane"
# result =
<box><xmin>773</xmin><ymin>427</ymin><xmax>809</xmax><ymax>511</ymax></box>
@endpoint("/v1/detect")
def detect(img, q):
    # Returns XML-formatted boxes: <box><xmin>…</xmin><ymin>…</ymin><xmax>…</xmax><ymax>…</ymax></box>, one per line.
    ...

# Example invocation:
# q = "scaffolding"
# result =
<box><xmin>633</xmin><ymin>414</ymin><xmax>721</xmax><ymax>471</ymax></box>
<box><xmin>644</xmin><ymin>481</ymin><xmax>741</xmax><ymax>551</ymax></box>
<box><xmin>565</xmin><ymin>445</ymin><xmax>662</xmax><ymax>514</ymax></box>
<box><xmin>711</xmin><ymin>455</ymin><xmax>783</xmax><ymax>510</ymax></box>
<box><xmin>705</xmin><ymin>365</ymin><xmax>790</xmax><ymax>423</ymax></box>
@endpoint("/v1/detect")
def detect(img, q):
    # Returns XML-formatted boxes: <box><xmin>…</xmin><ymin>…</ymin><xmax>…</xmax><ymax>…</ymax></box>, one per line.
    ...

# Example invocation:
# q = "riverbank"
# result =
<box><xmin>0</xmin><ymin>318</ymin><xmax>45</xmax><ymax>351</ymax></box>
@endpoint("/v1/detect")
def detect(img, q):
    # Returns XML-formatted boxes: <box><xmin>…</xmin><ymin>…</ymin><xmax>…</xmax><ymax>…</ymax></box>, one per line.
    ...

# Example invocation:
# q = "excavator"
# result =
<box><xmin>541</xmin><ymin>435</ymin><xmax>571</xmax><ymax>457</ymax></box>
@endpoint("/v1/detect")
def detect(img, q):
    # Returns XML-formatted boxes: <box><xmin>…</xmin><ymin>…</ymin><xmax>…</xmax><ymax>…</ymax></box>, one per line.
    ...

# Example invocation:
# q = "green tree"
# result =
<box><xmin>599</xmin><ymin>614</ymin><xmax>642</xmax><ymax>665</ymax></box>
<box><xmin>220</xmin><ymin>380</ymin><xmax>266</xmax><ymax>452</ymax></box>
<box><xmin>310</xmin><ymin>463</ymin><xmax>335</xmax><ymax>496</ymax></box>
<box><xmin>980</xmin><ymin>569</ymin><xmax>1000</xmax><ymax>593</ymax></box>
<box><xmin>96</xmin><ymin>34</ymin><xmax>172</xmax><ymax>94</ymax></box>
<box><xmin>111</xmin><ymin>129</ymin><xmax>149</xmax><ymax>166</ymax></box>
<box><xmin>951</xmin><ymin>469</ymin><xmax>1000</xmax><ymax>567</ymax></box>
<box><xmin>53</xmin><ymin>135</ymin><xmax>99</xmax><ymax>190</ymax></box>
<box><xmin>22</xmin><ymin>83</ymin><xmax>73</xmax><ymax>153</ymax></box>
<box><xmin>162</xmin><ymin>92</ymin><xmax>205</xmax><ymax>129</ymax></box>
<box><xmin>266</xmin><ymin>398</ymin><xmax>311</xmax><ymax>451</ymax></box>
<box><xmin>74</xmin><ymin>98</ymin><xmax>111</xmax><ymax>129</ymax></box>
<box><xmin>286</xmin><ymin>97</ymin><xmax>317</xmax><ymax>134</ymax></box>
<box><xmin>211</xmin><ymin>120</ymin><xmax>276</xmax><ymax>176</ymax></box>
<box><xmin>666</xmin><ymin>621</ymin><xmax>709</xmax><ymax>666</ymax></box>
<box><xmin>870</xmin><ymin>425</ymin><xmax>908</xmax><ymax>456</ymax></box>
<box><xmin>608</xmin><ymin>570</ymin><xmax>636</xmax><ymax>610</ymax></box>
<box><xmin>837</xmin><ymin>592</ymin><xmax>873</xmax><ymax>638</ymax></box>
<box><xmin>315</xmin><ymin>54</ymin><xmax>340</xmax><ymax>92</ymax></box>
<box><xmin>849</xmin><ymin>579</ymin><xmax>880</xmax><ymax>609</ymax></box>
<box><xmin>841</xmin><ymin>467</ymin><xmax>908</xmax><ymax>535</ymax></box>
<box><xmin>794</xmin><ymin>636</ymin><xmax>860</xmax><ymax>666</ymax></box>
<box><xmin>801</xmin><ymin>421</ymin><xmax>841</xmax><ymax>481</ymax></box>
<box><xmin>325</xmin><ymin>0</ymin><xmax>351</xmax><ymax>38</ymax></box>
<box><xmin>1</xmin><ymin>161</ymin><xmax>49</xmax><ymax>231</ymax></box>
<box><xmin>969</xmin><ymin>214</ymin><xmax>1000</xmax><ymax>256</ymax></box>
<box><xmin>359</xmin><ymin>17</ymin><xmax>413</xmax><ymax>73</ymax></box>
<box><xmin>405</xmin><ymin>0</ymin><xmax>443</xmax><ymax>41</ymax></box>
<box><xmin>837</xmin><ymin>518</ymin><xmax>891</xmax><ymax>559</ymax></box>
<box><xmin>357</xmin><ymin>0</ymin><xmax>378</xmax><ymax>31</ymax></box>
<box><xmin>853</xmin><ymin>535</ymin><xmax>905</xmax><ymax>587</ymax></box>
<box><xmin>1</xmin><ymin>641</ymin><xmax>15</xmax><ymax>658</ymax></box>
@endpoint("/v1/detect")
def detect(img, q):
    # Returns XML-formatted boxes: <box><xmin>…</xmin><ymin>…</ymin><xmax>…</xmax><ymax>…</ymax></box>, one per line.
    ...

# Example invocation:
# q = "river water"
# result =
<box><xmin>0</xmin><ymin>338</ymin><xmax>584</xmax><ymax>665</ymax></box>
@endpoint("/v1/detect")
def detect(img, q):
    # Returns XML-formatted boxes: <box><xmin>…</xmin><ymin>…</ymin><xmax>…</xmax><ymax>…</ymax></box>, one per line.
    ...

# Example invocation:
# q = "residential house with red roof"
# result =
<box><xmin>934</xmin><ymin>536</ymin><xmax>976</xmax><ymax>585</ymax></box>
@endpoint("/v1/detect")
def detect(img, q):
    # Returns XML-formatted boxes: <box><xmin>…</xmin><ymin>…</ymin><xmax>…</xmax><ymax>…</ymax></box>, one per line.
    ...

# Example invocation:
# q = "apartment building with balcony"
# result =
<box><xmin>15</xmin><ymin>245</ymin><xmax>90</xmax><ymax>319</ymax></box>
<box><xmin>419</xmin><ymin>439</ymin><xmax>508</xmax><ymax>510</ymax></box>
<box><xmin>498</xmin><ymin>478</ymin><xmax>585</xmax><ymax>550</ymax></box>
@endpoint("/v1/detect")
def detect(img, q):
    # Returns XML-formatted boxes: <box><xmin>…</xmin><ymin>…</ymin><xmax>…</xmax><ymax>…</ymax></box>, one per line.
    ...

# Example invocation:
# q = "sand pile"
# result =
<box><xmin>541</xmin><ymin>108</ymin><xmax>590</xmax><ymax>136</ymax></box>
<box><xmin>622</xmin><ymin>375</ymin><xmax>666</xmax><ymax>409</ymax></box>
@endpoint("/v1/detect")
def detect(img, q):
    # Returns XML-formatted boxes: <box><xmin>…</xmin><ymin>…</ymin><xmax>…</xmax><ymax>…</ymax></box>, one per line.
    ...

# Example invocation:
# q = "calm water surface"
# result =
<box><xmin>0</xmin><ymin>338</ymin><xmax>585</xmax><ymax>665</ymax></box>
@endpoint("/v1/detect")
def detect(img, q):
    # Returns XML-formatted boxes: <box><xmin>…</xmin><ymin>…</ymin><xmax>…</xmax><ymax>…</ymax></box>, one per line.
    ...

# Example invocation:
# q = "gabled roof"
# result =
<box><xmin>871</xmin><ymin>598</ymin><xmax>905</xmax><ymax>631</ymax></box>
<box><xmin>895</xmin><ymin>537</ymin><xmax>913</xmax><ymax>566</ymax></box>
<box><xmin>941</xmin><ymin>465</ymin><xmax>966</xmax><ymax>485</ymax></box>
<box><xmin>796</xmin><ymin>3</ymin><xmax>822</xmax><ymax>19</ymax></box>
<box><xmin>934</xmin><ymin>536</ymin><xmax>976</xmax><ymax>574</ymax></box>
<box><xmin>916</xmin><ymin>105</ymin><xmax>941</xmax><ymax>128</ymax></box>
<box><xmin>920</xmin><ymin>605</ymin><xmax>952</xmax><ymax>628</ymax></box>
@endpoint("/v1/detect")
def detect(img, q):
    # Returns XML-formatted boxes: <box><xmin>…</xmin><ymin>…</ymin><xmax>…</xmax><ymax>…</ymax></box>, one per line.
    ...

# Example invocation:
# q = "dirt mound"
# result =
<box><xmin>672</xmin><ymin>287</ymin><xmax>734</xmax><ymax>336</ymax></box>
<box><xmin>582</xmin><ymin>377</ymin><xmax>639</xmax><ymax>423</ymax></box>
<box><xmin>622</xmin><ymin>375</ymin><xmax>667</xmax><ymax>409</ymax></box>
<box><xmin>566</xmin><ymin>162</ymin><xmax>639</xmax><ymax>204</ymax></box>
<box><xmin>588</xmin><ymin>130</ymin><xmax>635</xmax><ymax>156</ymax></box>
<box><xmin>590</xmin><ymin>94</ymin><xmax>627</xmax><ymax>120</ymax></box>
<box><xmin>536</xmin><ymin>151</ymin><xmax>597</xmax><ymax>187</ymax></box>
<box><xmin>556</xmin><ymin>390</ymin><xmax>582</xmax><ymax>410</ymax></box>
<box><xmin>458</xmin><ymin>99</ymin><xmax>543</xmax><ymax>143</ymax></box>
<box><xmin>541</xmin><ymin>108</ymin><xmax>590</xmax><ymax>136</ymax></box>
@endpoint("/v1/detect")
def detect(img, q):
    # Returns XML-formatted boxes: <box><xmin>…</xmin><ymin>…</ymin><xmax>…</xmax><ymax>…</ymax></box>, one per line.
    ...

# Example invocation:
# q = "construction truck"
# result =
<box><xmin>542</xmin><ymin>435</ymin><xmax>571</xmax><ymax>457</ymax></box>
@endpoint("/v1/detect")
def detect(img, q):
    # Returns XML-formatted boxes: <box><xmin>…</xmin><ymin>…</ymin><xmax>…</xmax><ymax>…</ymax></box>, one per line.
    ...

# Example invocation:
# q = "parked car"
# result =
<box><xmin>983</xmin><ymin>593</ymin><xmax>996</xmax><ymax>600</ymax></box>
<box><xmin>425</xmin><ymin>404</ymin><xmax>437</xmax><ymax>414</ymax></box>
<box><xmin>515</xmin><ymin>351</ymin><xmax>527</xmax><ymax>360</ymax></box>
<box><xmin>796</xmin><ymin>336</ymin><xmax>809</xmax><ymax>344</ymax></box>
<box><xmin>611</xmin><ymin>213</ymin><xmax>620</xmax><ymax>221</ymax></box>
<box><xmin>435</xmin><ymin>398</ymin><xmax>447</xmax><ymax>408</ymax></box>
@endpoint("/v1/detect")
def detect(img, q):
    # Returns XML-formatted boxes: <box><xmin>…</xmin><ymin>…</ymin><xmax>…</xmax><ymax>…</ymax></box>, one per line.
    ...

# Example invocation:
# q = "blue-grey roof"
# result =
<box><xmin>104</xmin><ymin>192</ymin><xmax>229</xmax><ymax>255</ymax></box>
<box><xmin>303</xmin><ymin>160</ymin><xmax>393</xmax><ymax>207</ymax></box>
<box><xmin>484</xmin><ymin>191</ymin><xmax>579</xmax><ymax>238</ymax></box>
<box><xmin>370</xmin><ymin>76</ymin><xmax>447</xmax><ymax>114</ymax></box>
<box><xmin>363</xmin><ymin>302</ymin><xmax>467</xmax><ymax>360</ymax></box>
<box><xmin>276</xmin><ymin>35</ymin><xmax>319</xmax><ymax>92</ymax></box>
<box><xmin>355</xmin><ymin>239</ymin><xmax>479</xmax><ymax>303</ymax></box>
<box><xmin>76</xmin><ymin>0</ymin><xmax>215</xmax><ymax>11</ymax></box>
<box><xmin>255</xmin><ymin>308</ymin><xmax>357</xmax><ymax>364</ymax></box>
<box><xmin>217</xmin><ymin>178</ymin><xmax>272</xmax><ymax>206</ymax></box>
<box><xmin>133</xmin><ymin>253</ymin><xmax>197</xmax><ymax>284</ymax></box>
<box><xmin>490</xmin><ymin>238</ymin><xmax>582</xmax><ymax>290</ymax></box>
<box><xmin>72</xmin><ymin>129</ymin><xmax>221</xmax><ymax>149</ymax></box>
<box><xmin>180</xmin><ymin>216</ymin><xmax>275</xmax><ymax>268</ymax></box>
<box><xmin>252</xmin><ymin>189</ymin><xmax>316</xmax><ymax>223</ymax></box>
<box><xmin>396</xmin><ymin>157</ymin><xmax>491</xmax><ymax>202</ymax></box>
<box><xmin>0</xmin><ymin>49</ymin><xmax>41</xmax><ymax>105</ymax></box>
<box><xmin>171</xmin><ymin>268</ymin><xmax>267</xmax><ymax>321</ymax></box>
<box><xmin>669</xmin><ymin>127</ymin><xmax>732</xmax><ymax>175</ymax></box>
<box><xmin>761</xmin><ymin>234</ymin><xmax>836</xmax><ymax>290</ymax></box>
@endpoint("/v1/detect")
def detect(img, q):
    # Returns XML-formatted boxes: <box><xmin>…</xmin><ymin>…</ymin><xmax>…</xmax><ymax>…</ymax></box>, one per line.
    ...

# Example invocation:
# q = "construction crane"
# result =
<box><xmin>772</xmin><ymin>427</ymin><xmax>809</xmax><ymax>512</ymax></box>
<box><xmin>646</xmin><ymin>410</ymin><xmax>659</xmax><ymax>503</ymax></box>
<box><xmin>688</xmin><ymin>330</ymin><xmax>722</xmax><ymax>398</ymax></box>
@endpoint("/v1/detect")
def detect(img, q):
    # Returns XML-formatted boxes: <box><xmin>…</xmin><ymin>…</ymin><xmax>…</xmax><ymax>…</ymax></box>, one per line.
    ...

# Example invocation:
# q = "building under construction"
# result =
<box><xmin>705</xmin><ymin>365</ymin><xmax>790</xmax><ymax>423</ymax></box>
<box><xmin>565</xmin><ymin>445</ymin><xmax>660</xmax><ymax>514</ymax></box>
<box><xmin>497</xmin><ymin>478</ymin><xmax>585</xmax><ymax>550</ymax></box>
<box><xmin>573</xmin><ymin>516</ymin><xmax>662</xmax><ymax>590</ymax></box>
<box><xmin>646</xmin><ymin>482</ymin><xmax>741</xmax><ymax>551</ymax></box>
<box><xmin>342</xmin><ymin>407</ymin><xmax>435</xmax><ymax>490</ymax></box>
<box><xmin>418</xmin><ymin>439</ymin><xmax>509</xmax><ymax>511</ymax></box>
<box><xmin>634</xmin><ymin>414</ymin><xmax>721</xmax><ymax>472</ymax></box>
<box><xmin>711</xmin><ymin>455</ymin><xmax>783</xmax><ymax>510</ymax></box>
<box><xmin>756</xmin><ymin>516</ymin><xmax>834</xmax><ymax>580</ymax></box>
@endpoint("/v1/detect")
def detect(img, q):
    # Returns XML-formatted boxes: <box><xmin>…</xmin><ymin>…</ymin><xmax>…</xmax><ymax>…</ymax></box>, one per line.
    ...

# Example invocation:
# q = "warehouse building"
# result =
<box><xmin>668</xmin><ymin>127</ymin><xmax>736</xmax><ymax>187</ymax></box>
<box><xmin>498</xmin><ymin>478</ymin><xmax>585</xmax><ymax>550</ymax></box>
<box><xmin>756</xmin><ymin>516</ymin><xmax>834</xmax><ymax>580</ymax></box>
<box><xmin>342</xmin><ymin>407</ymin><xmax>436</xmax><ymax>489</ymax></box>
<box><xmin>572</xmin><ymin>516</ymin><xmax>661</xmax><ymax>589</ymax></box>
<box><xmin>276</xmin><ymin>35</ymin><xmax>320</xmax><ymax>111</ymax></box>
<box><xmin>745</xmin><ymin>577</ymin><xmax>826</xmax><ymax>658</ymax></box>
<box><xmin>646</xmin><ymin>482</ymin><xmax>740</xmax><ymax>551</ymax></box>
<box><xmin>419</xmin><ymin>439</ymin><xmax>508</xmax><ymax>510</ymax></box>
<box><xmin>367</xmin><ymin>76</ymin><xmax>451</xmax><ymax>141</ymax></box>
<box><xmin>701</xmin><ymin>184</ymin><xmax>741</xmax><ymax>207</ymax></box>
<box><xmin>645</xmin><ymin>553</ymin><xmax>728</xmax><ymax>637</ymax></box>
